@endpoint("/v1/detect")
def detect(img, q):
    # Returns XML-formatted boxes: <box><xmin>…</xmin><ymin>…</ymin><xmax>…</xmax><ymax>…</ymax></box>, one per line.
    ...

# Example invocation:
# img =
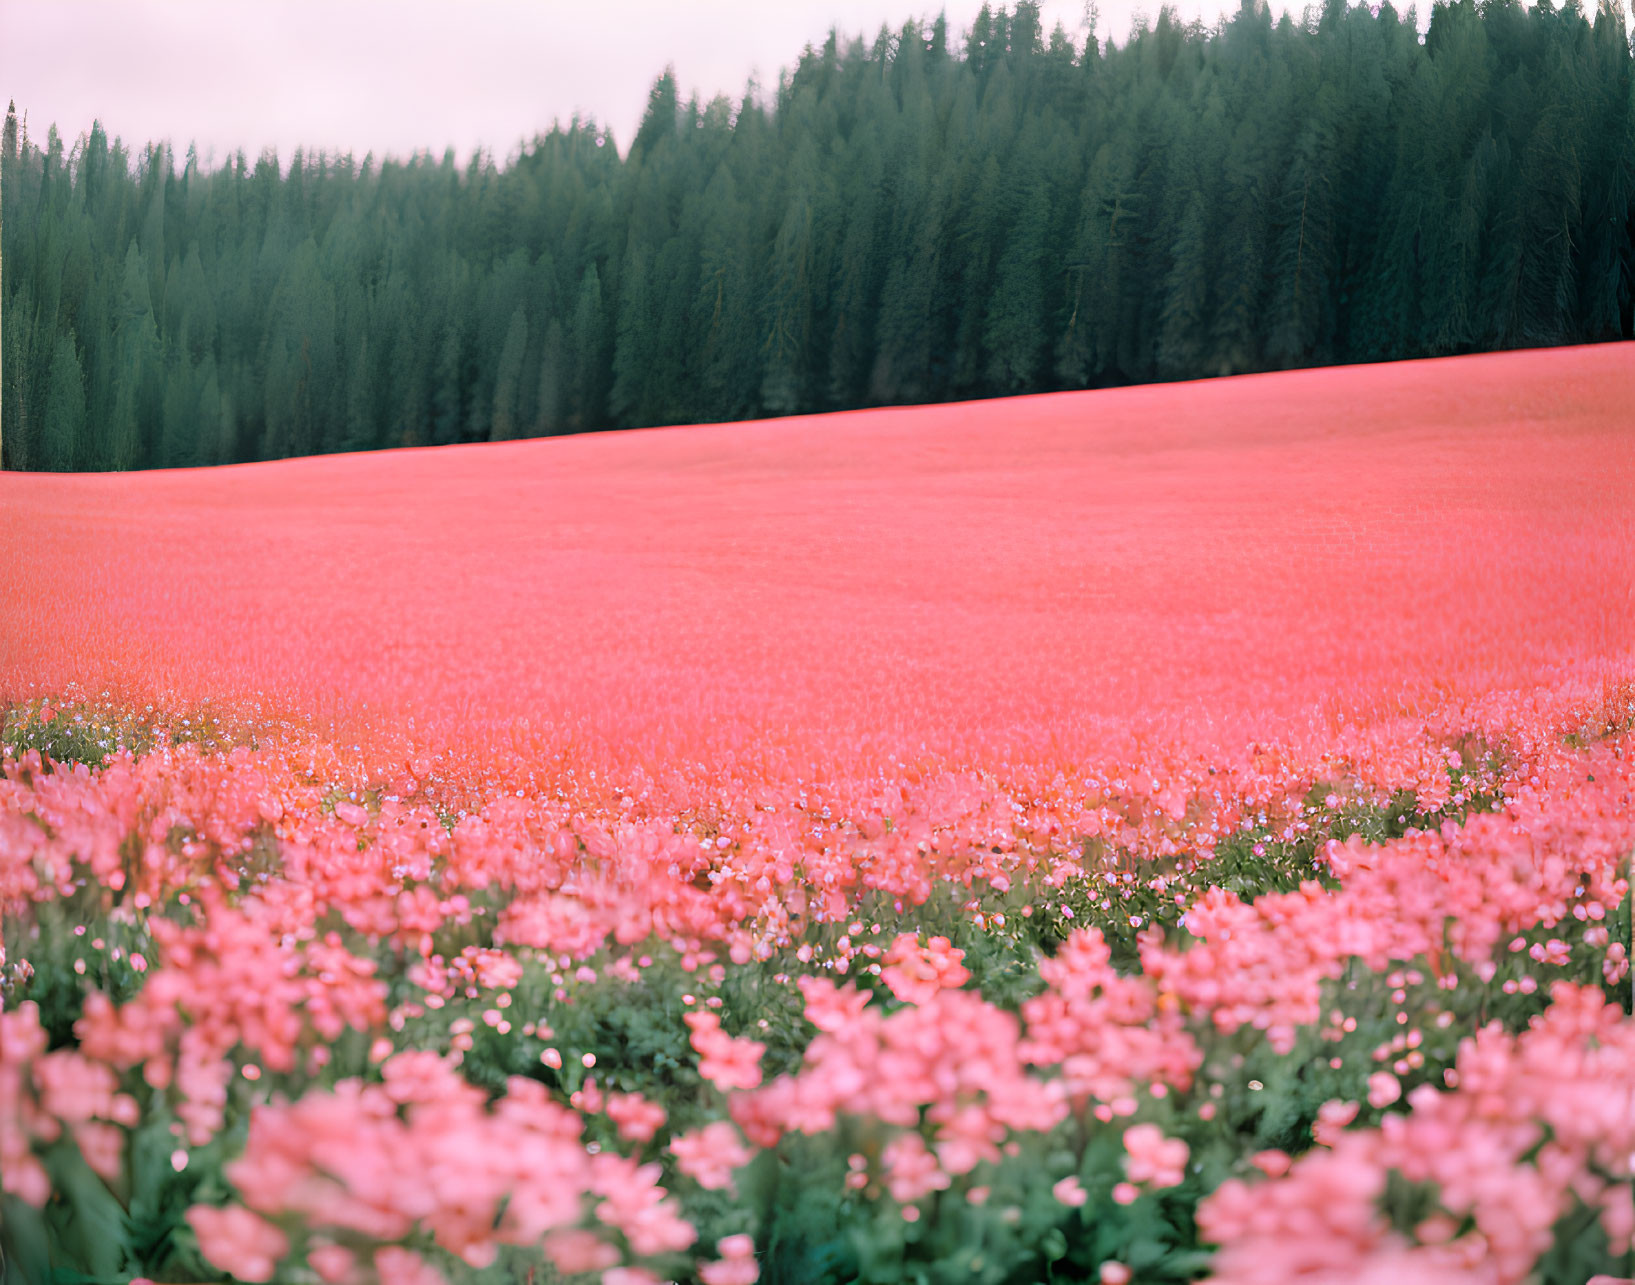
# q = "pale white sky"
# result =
<box><xmin>4</xmin><ymin>0</ymin><xmax>1302</xmax><ymax>167</ymax></box>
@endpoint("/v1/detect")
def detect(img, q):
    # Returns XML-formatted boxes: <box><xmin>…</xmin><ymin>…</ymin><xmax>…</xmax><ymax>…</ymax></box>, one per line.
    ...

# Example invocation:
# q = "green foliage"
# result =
<box><xmin>1</xmin><ymin>702</ymin><xmax>148</xmax><ymax>770</ymax></box>
<box><xmin>3</xmin><ymin>897</ymin><xmax>153</xmax><ymax>1046</ymax></box>
<box><xmin>1533</xmin><ymin>1198</ymin><xmax>1635</xmax><ymax>1285</ymax></box>
<box><xmin>732</xmin><ymin>1120</ymin><xmax>1215</xmax><ymax>1285</ymax></box>
<box><xmin>0</xmin><ymin>1120</ymin><xmax>221</xmax><ymax>1285</ymax></box>
<box><xmin>8</xmin><ymin>871</ymin><xmax>1630</xmax><ymax>1283</ymax></box>
<box><xmin>4</xmin><ymin>722</ymin><xmax>1632</xmax><ymax>1282</ymax></box>
<box><xmin>2</xmin><ymin>698</ymin><xmax>252</xmax><ymax>769</ymax></box>
<box><xmin>3</xmin><ymin>4</ymin><xmax>1631</xmax><ymax>472</ymax></box>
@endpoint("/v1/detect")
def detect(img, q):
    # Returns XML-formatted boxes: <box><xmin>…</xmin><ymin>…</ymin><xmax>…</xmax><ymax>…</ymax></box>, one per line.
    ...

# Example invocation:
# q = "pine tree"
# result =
<box><xmin>825</xmin><ymin>125</ymin><xmax>884</xmax><ymax>408</ymax></box>
<box><xmin>693</xmin><ymin>163</ymin><xmax>761</xmax><ymax>419</ymax></box>
<box><xmin>432</xmin><ymin>317</ymin><xmax>466</xmax><ymax>446</ymax></box>
<box><xmin>1157</xmin><ymin>191</ymin><xmax>1213</xmax><ymax>377</ymax></box>
<box><xmin>199</xmin><ymin>356</ymin><xmax>236</xmax><ymax>464</ymax></box>
<box><xmin>1</xmin><ymin>288</ymin><xmax>38</xmax><ymax>471</ymax></box>
<box><xmin>610</xmin><ymin>246</ymin><xmax>653</xmax><ymax>426</ymax></box>
<box><xmin>261</xmin><ymin>237</ymin><xmax>337</xmax><ymax>459</ymax></box>
<box><xmin>41</xmin><ymin>332</ymin><xmax>85</xmax><ymax>471</ymax></box>
<box><xmin>166</xmin><ymin>242</ymin><xmax>218</xmax><ymax>363</ymax></box>
<box><xmin>630</xmin><ymin>69</ymin><xmax>681</xmax><ymax>162</ymax></box>
<box><xmin>0</xmin><ymin>101</ymin><xmax>16</xmax><ymax>467</ymax></box>
<box><xmin>760</xmin><ymin>160</ymin><xmax>816</xmax><ymax>416</ymax></box>
<box><xmin>872</xmin><ymin>170</ymin><xmax>950</xmax><ymax>404</ymax></box>
<box><xmin>111</xmin><ymin>242</ymin><xmax>162</xmax><ymax>469</ymax></box>
<box><xmin>534</xmin><ymin>317</ymin><xmax>567</xmax><ymax>436</ymax></box>
<box><xmin>160</xmin><ymin>359</ymin><xmax>201</xmax><ymax>469</ymax></box>
<box><xmin>948</xmin><ymin>152</ymin><xmax>1006</xmax><ymax>395</ymax></box>
<box><xmin>490</xmin><ymin>305</ymin><xmax>528</xmax><ymax>440</ymax></box>
<box><xmin>1263</xmin><ymin>106</ymin><xmax>1338</xmax><ymax>367</ymax></box>
<box><xmin>1516</xmin><ymin>98</ymin><xmax>1584</xmax><ymax>343</ymax></box>
<box><xmin>1576</xmin><ymin>0</ymin><xmax>1635</xmax><ymax>339</ymax></box>
<box><xmin>342</xmin><ymin>334</ymin><xmax>377</xmax><ymax>453</ymax></box>
<box><xmin>984</xmin><ymin>175</ymin><xmax>1053</xmax><ymax>390</ymax></box>
<box><xmin>570</xmin><ymin>264</ymin><xmax>607</xmax><ymax>431</ymax></box>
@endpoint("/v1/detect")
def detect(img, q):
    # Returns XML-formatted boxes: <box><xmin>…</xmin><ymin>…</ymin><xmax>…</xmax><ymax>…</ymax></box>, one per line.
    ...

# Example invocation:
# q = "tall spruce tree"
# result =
<box><xmin>41</xmin><ymin>331</ymin><xmax>85</xmax><ymax>471</ymax></box>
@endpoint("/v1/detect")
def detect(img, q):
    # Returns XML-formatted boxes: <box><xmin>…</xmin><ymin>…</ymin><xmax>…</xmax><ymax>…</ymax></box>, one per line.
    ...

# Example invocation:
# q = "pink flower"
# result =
<box><xmin>671</xmin><ymin>1120</ymin><xmax>756</xmax><ymax>1192</ymax></box>
<box><xmin>880</xmin><ymin>934</ymin><xmax>970</xmax><ymax>1005</ymax></box>
<box><xmin>381</xmin><ymin>1050</ymin><xmax>459</xmax><ymax>1104</ymax></box>
<box><xmin>1598</xmin><ymin>1181</ymin><xmax>1634</xmax><ymax>1255</ymax></box>
<box><xmin>187</xmin><ymin>1206</ymin><xmax>289</xmax><ymax>1283</ymax></box>
<box><xmin>1053</xmin><ymin>1175</ymin><xmax>1089</xmax><ymax>1207</ymax></box>
<box><xmin>373</xmin><ymin>1247</ymin><xmax>447</xmax><ymax>1285</ymax></box>
<box><xmin>1250</xmin><ymin>1150</ymin><xmax>1292</xmax><ymax>1177</ymax></box>
<box><xmin>543</xmin><ymin>1228</ymin><xmax>620</xmax><ymax>1275</ymax></box>
<box><xmin>1312</xmin><ymin>1099</ymin><xmax>1360</xmax><ymax>1147</ymax></box>
<box><xmin>604</xmin><ymin>1270</ymin><xmax>664</xmax><ymax>1285</ymax></box>
<box><xmin>307</xmin><ymin>1244</ymin><xmax>360</xmax><ymax>1285</ymax></box>
<box><xmin>607</xmin><ymin>1091</ymin><xmax>667</xmax><ymax>1142</ymax></box>
<box><xmin>1123</xmin><ymin>1123</ymin><xmax>1189</xmax><ymax>1188</ymax></box>
<box><xmin>73</xmin><ymin>1121</ymin><xmax>125</xmax><ymax>1183</ymax></box>
<box><xmin>686</xmin><ymin>1011</ymin><xmax>765</xmax><ymax>1092</ymax></box>
<box><xmin>700</xmin><ymin>1233</ymin><xmax>760</xmax><ymax>1285</ymax></box>
<box><xmin>797</xmin><ymin>976</ymin><xmax>873</xmax><ymax>1032</ymax></box>
<box><xmin>881</xmin><ymin>1132</ymin><xmax>950</xmax><ymax>1204</ymax></box>
<box><xmin>572</xmin><ymin>1077</ymin><xmax>605</xmax><ymax>1114</ymax></box>
<box><xmin>1367</xmin><ymin>1072</ymin><xmax>1402</xmax><ymax>1109</ymax></box>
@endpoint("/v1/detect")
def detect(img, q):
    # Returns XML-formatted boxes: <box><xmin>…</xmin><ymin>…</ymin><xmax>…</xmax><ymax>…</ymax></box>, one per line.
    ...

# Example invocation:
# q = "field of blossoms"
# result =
<box><xmin>3</xmin><ymin>342</ymin><xmax>1635</xmax><ymax>1285</ymax></box>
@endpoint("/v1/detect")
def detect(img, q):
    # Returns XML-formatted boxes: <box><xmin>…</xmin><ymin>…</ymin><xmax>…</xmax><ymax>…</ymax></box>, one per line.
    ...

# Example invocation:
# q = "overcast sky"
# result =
<box><xmin>5</xmin><ymin>0</ymin><xmax>1304</xmax><ymax>168</ymax></box>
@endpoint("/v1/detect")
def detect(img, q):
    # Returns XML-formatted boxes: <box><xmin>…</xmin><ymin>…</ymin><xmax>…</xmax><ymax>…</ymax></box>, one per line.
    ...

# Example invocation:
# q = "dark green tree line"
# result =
<box><xmin>2</xmin><ymin>0</ymin><xmax>1632</xmax><ymax>472</ymax></box>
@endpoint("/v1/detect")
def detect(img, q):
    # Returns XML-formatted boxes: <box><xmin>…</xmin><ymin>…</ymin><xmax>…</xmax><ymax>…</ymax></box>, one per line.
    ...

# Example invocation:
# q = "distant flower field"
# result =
<box><xmin>2</xmin><ymin>344</ymin><xmax>1634</xmax><ymax>1285</ymax></box>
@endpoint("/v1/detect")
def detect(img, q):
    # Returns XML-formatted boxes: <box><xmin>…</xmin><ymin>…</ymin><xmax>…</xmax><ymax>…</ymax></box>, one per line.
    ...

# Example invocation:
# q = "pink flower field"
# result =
<box><xmin>2</xmin><ymin>343</ymin><xmax>1634</xmax><ymax>1284</ymax></box>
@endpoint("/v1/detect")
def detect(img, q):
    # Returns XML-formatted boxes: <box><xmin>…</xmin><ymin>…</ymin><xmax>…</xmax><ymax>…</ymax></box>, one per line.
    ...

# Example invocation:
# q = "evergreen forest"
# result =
<box><xmin>2</xmin><ymin>0</ymin><xmax>1632</xmax><ymax>472</ymax></box>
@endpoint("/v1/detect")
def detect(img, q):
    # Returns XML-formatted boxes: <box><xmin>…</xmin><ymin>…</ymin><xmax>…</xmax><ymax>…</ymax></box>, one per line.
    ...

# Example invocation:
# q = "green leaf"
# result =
<box><xmin>41</xmin><ymin>1142</ymin><xmax>132</xmax><ymax>1279</ymax></box>
<box><xmin>1159</xmin><ymin>1248</ymin><xmax>1218</xmax><ymax>1276</ymax></box>
<box><xmin>1</xmin><ymin>1196</ymin><xmax>55</xmax><ymax>1285</ymax></box>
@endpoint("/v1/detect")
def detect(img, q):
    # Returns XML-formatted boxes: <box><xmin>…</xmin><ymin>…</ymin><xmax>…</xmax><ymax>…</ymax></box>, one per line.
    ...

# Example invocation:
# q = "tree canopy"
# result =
<box><xmin>3</xmin><ymin>0</ymin><xmax>1631</xmax><ymax>471</ymax></box>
